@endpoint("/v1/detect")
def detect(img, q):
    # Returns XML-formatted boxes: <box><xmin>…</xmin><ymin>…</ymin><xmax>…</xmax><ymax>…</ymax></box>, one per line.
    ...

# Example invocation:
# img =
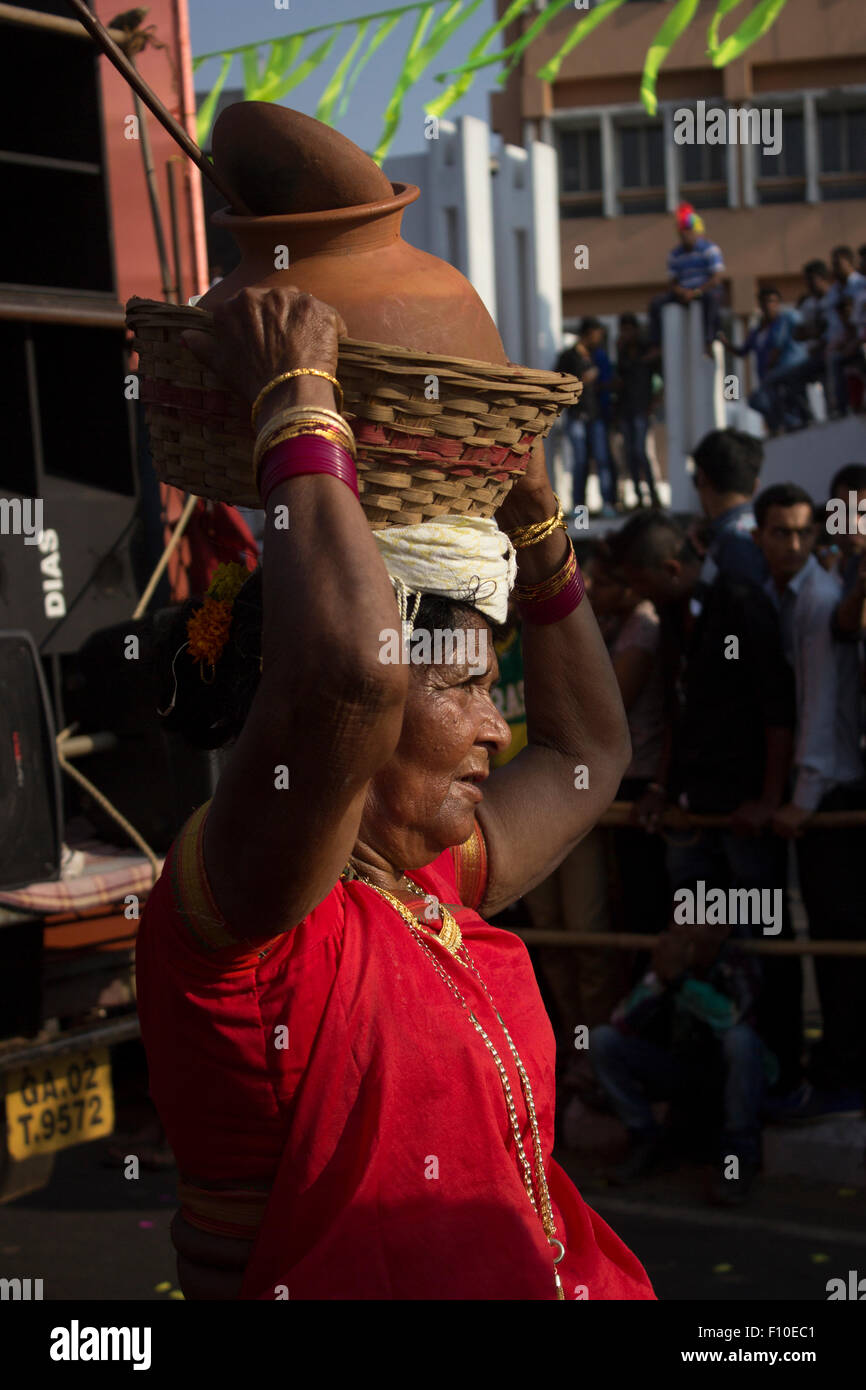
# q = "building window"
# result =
<box><xmin>676</xmin><ymin>107</ymin><xmax>728</xmax><ymax>209</ymax></box>
<box><xmin>818</xmin><ymin>101</ymin><xmax>866</xmax><ymax>200</ymax></box>
<box><xmin>756</xmin><ymin>108</ymin><xmax>805</xmax><ymax>204</ymax></box>
<box><xmin>617</xmin><ymin>121</ymin><xmax>665</xmax><ymax>215</ymax></box>
<box><xmin>558</xmin><ymin>125</ymin><xmax>603</xmax><ymax>218</ymax></box>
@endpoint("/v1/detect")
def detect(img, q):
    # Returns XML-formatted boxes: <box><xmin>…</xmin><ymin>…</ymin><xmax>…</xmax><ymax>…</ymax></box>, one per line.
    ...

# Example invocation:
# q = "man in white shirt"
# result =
<box><xmin>755</xmin><ymin>483</ymin><xmax>866</xmax><ymax>1119</ymax></box>
<box><xmin>828</xmin><ymin>246</ymin><xmax>866</xmax><ymax>415</ymax></box>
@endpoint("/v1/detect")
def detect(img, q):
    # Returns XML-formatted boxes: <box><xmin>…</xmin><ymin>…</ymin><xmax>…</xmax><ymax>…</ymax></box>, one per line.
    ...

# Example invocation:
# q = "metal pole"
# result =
<box><xmin>166</xmin><ymin>157</ymin><xmax>184</xmax><ymax>304</ymax></box>
<box><xmin>130</xmin><ymin>74</ymin><xmax>175</xmax><ymax>303</ymax></box>
<box><xmin>62</xmin><ymin>0</ymin><xmax>252</xmax><ymax>215</ymax></box>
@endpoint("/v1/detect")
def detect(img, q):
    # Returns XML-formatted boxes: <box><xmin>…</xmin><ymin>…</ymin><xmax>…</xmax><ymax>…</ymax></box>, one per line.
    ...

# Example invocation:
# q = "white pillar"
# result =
<box><xmin>662</xmin><ymin>300</ymin><xmax>689</xmax><ymax>510</ymax></box>
<box><xmin>741</xmin><ymin>109</ymin><xmax>757</xmax><ymax>207</ymax></box>
<box><xmin>663</xmin><ymin>105</ymin><xmax>679</xmax><ymax>213</ymax></box>
<box><xmin>726</xmin><ymin>135</ymin><xmax>740</xmax><ymax>208</ymax></box>
<box><xmin>529</xmin><ymin>140</ymin><xmax>563</xmax><ymax>367</ymax></box>
<box><xmin>600</xmin><ymin>110</ymin><xmax>617</xmax><ymax>218</ymax></box>
<box><xmin>803</xmin><ymin>92</ymin><xmax>820</xmax><ymax>204</ymax></box>
<box><xmin>457</xmin><ymin>116</ymin><xmax>498</xmax><ymax>325</ymax></box>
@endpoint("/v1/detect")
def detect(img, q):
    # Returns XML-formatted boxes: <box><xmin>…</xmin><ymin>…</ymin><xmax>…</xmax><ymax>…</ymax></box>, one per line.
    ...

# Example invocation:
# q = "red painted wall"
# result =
<box><xmin>93</xmin><ymin>0</ymin><xmax>208</xmax><ymax>306</ymax></box>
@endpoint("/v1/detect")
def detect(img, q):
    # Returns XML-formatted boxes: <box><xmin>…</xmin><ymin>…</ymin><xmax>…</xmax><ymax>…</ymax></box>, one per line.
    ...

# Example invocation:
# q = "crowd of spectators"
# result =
<box><xmin>492</xmin><ymin>431</ymin><xmax>866</xmax><ymax>1207</ymax></box>
<box><xmin>554</xmin><ymin>209</ymin><xmax>866</xmax><ymax>515</ymax></box>
<box><xmin>555</xmin><ymin>315</ymin><xmax>663</xmax><ymax>517</ymax></box>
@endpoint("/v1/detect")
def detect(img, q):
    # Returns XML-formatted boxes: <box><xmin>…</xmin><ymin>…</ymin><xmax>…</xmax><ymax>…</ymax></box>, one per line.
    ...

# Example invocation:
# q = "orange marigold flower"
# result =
<box><xmin>186</xmin><ymin>597</ymin><xmax>233</xmax><ymax>665</ymax></box>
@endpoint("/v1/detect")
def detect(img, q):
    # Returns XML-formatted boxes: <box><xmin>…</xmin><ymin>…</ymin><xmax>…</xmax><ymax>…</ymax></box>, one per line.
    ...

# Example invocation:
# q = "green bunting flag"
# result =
<box><xmin>711</xmin><ymin>0</ymin><xmax>791</xmax><ymax>68</ymax></box>
<box><xmin>193</xmin><ymin>0</ymin><xmax>793</xmax><ymax>162</ymax></box>
<box><xmin>640</xmin><ymin>0</ymin><xmax>702</xmax><ymax>117</ymax></box>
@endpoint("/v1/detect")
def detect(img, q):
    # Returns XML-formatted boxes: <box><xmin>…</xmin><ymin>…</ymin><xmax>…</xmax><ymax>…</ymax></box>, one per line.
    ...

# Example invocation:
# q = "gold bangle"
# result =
<box><xmin>505</xmin><ymin>496</ymin><xmax>567</xmax><ymax>550</ymax></box>
<box><xmin>515</xmin><ymin>547</ymin><xmax>576</xmax><ymax>602</ymax></box>
<box><xmin>254</xmin><ymin>408</ymin><xmax>356</xmax><ymax>472</ymax></box>
<box><xmin>253</xmin><ymin>422</ymin><xmax>356</xmax><ymax>476</ymax></box>
<box><xmin>257</xmin><ymin>404</ymin><xmax>355</xmax><ymax>440</ymax></box>
<box><xmin>250</xmin><ymin>369</ymin><xmax>344</xmax><ymax>430</ymax></box>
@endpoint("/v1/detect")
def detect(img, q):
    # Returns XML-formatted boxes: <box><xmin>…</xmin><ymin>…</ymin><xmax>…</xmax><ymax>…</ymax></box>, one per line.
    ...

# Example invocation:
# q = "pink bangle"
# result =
<box><xmin>518</xmin><ymin>563</ymin><xmax>585</xmax><ymax>626</ymax></box>
<box><xmin>258</xmin><ymin>436</ymin><xmax>359</xmax><ymax>508</ymax></box>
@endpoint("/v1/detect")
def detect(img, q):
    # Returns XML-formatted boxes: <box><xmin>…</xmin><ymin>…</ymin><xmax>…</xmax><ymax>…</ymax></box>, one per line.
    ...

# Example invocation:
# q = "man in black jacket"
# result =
<box><xmin>555</xmin><ymin>319</ymin><xmax>617</xmax><ymax>516</ymax></box>
<box><xmin>611</xmin><ymin>510</ymin><xmax>802</xmax><ymax>1099</ymax></box>
<box><xmin>615</xmin><ymin>314</ymin><xmax>659</xmax><ymax>508</ymax></box>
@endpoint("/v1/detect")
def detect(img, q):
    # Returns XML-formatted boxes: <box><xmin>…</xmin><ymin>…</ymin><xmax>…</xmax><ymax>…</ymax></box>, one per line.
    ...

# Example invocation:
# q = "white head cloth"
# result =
<box><xmin>372</xmin><ymin>514</ymin><xmax>518</xmax><ymax>631</ymax></box>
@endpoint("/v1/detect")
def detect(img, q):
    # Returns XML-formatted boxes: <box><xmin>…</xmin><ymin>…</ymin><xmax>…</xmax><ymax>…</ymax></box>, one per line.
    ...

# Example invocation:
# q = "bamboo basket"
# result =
<box><xmin>126</xmin><ymin>298</ymin><xmax>581</xmax><ymax>527</ymax></box>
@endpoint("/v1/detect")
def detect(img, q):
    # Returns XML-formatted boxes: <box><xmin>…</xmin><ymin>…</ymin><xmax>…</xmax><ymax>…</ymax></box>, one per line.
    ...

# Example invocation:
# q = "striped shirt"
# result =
<box><xmin>667</xmin><ymin>237</ymin><xmax>725</xmax><ymax>290</ymax></box>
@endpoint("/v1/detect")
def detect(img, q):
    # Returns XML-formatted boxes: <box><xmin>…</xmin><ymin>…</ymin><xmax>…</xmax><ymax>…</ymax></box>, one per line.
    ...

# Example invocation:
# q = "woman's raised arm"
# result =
<box><xmin>182</xmin><ymin>288</ymin><xmax>408</xmax><ymax>938</ymax></box>
<box><xmin>476</xmin><ymin>445</ymin><xmax>631</xmax><ymax>914</ymax></box>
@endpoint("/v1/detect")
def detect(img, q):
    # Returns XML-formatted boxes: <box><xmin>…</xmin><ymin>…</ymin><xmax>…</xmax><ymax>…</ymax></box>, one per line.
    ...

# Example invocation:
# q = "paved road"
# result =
<box><xmin>1</xmin><ymin>1132</ymin><xmax>864</xmax><ymax>1301</ymax></box>
<box><xmin>557</xmin><ymin>1149</ymin><xmax>866</xmax><ymax>1301</ymax></box>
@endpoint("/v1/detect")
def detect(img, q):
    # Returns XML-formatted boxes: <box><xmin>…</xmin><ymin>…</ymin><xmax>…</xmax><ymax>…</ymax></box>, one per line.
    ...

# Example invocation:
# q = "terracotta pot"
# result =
<box><xmin>199</xmin><ymin>187</ymin><xmax>508</xmax><ymax>363</ymax></box>
<box><xmin>198</xmin><ymin>102</ymin><xmax>508</xmax><ymax>363</ymax></box>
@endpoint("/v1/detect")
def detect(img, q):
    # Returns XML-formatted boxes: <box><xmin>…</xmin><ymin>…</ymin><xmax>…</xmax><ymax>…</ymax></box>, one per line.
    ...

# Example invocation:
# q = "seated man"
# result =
<box><xmin>718</xmin><ymin>288</ymin><xmax>809</xmax><ymax>433</ymax></box>
<box><xmin>648</xmin><ymin>204</ymin><xmax>725</xmax><ymax>354</ymax></box>
<box><xmin>590</xmin><ymin>913</ymin><xmax>776</xmax><ymax>1205</ymax></box>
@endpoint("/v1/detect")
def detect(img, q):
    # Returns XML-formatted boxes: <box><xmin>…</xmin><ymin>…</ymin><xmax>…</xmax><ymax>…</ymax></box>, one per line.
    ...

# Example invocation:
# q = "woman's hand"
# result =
<box><xmin>494</xmin><ymin>437</ymin><xmax>553</xmax><ymax>534</ymax></box>
<box><xmin>181</xmin><ymin>285</ymin><xmax>348</xmax><ymax>406</ymax></box>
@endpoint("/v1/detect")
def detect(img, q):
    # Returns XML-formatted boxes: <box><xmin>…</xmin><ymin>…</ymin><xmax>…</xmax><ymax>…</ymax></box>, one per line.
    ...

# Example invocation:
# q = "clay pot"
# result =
<box><xmin>211</xmin><ymin>101</ymin><xmax>394</xmax><ymax>215</ymax></box>
<box><xmin>198</xmin><ymin>103</ymin><xmax>508</xmax><ymax>363</ymax></box>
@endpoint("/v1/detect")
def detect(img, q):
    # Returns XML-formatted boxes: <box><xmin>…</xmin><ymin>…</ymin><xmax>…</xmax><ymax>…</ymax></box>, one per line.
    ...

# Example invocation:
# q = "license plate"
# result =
<box><xmin>4</xmin><ymin>1046</ymin><xmax>114</xmax><ymax>1160</ymax></box>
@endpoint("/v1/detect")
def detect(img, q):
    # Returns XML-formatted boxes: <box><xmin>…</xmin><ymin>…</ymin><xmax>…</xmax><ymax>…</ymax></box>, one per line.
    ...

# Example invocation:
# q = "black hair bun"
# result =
<box><xmin>156</xmin><ymin>569</ymin><xmax>263</xmax><ymax>750</ymax></box>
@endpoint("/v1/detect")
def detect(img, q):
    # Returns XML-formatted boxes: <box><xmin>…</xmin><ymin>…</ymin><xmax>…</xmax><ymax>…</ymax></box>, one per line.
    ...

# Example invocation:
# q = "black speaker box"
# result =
<box><xmin>0</xmin><ymin>319</ymin><xmax>141</xmax><ymax>656</ymax></box>
<box><xmin>0</xmin><ymin>631</ymin><xmax>62</xmax><ymax>890</ymax></box>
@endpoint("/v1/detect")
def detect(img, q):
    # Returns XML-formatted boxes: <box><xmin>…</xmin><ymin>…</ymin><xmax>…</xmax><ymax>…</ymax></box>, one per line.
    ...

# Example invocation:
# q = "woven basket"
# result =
<box><xmin>126</xmin><ymin>298</ymin><xmax>581</xmax><ymax>527</ymax></box>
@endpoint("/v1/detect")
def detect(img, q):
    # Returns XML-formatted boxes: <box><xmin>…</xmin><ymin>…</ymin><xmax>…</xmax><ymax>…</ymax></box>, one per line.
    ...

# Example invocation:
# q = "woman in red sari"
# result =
<box><xmin>136</xmin><ymin>287</ymin><xmax>655</xmax><ymax>1300</ymax></box>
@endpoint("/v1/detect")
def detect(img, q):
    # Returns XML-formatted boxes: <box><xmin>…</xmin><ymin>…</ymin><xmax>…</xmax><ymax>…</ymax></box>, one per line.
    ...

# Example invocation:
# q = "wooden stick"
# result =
<box><xmin>132</xmin><ymin>492</ymin><xmax>198</xmax><ymax>620</ymax></box>
<box><xmin>510</xmin><ymin>928</ymin><xmax>866</xmax><ymax>957</ymax></box>
<box><xmin>62</xmin><ymin>0</ymin><xmax>252</xmax><ymax>216</ymax></box>
<box><xmin>600</xmin><ymin>801</ymin><xmax>866</xmax><ymax>831</ymax></box>
<box><xmin>130</xmin><ymin>73</ymin><xmax>175</xmax><ymax>303</ymax></box>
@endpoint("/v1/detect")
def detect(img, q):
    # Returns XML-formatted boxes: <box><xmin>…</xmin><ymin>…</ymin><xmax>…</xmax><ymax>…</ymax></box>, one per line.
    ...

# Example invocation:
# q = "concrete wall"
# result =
<box><xmin>491</xmin><ymin>0</ymin><xmax>866</xmax><ymax>325</ymax></box>
<box><xmin>497</xmin><ymin>0</ymin><xmax>866</xmax><ymax>118</ymax></box>
<box><xmin>95</xmin><ymin>0</ymin><xmax>208</xmax><ymax>303</ymax></box>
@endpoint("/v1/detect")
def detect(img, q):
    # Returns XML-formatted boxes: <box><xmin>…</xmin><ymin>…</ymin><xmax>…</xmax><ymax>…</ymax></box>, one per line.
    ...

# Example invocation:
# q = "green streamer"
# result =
<box><xmin>536</xmin><ymin>0</ymin><xmax>630</xmax><ymax>85</ymax></box>
<box><xmin>426</xmin><ymin>0</ymin><xmax>533</xmax><ymax>118</ymax></box>
<box><xmin>241</xmin><ymin>47</ymin><xmax>262</xmax><ymax>100</ymax></box>
<box><xmin>267</xmin><ymin>32</ymin><xmax>341</xmax><ymax>103</ymax></box>
<box><xmin>192</xmin><ymin>0</ymin><xmax>794</xmax><ymax>154</ymax></box>
<box><xmin>706</xmin><ymin>0</ymin><xmax>748</xmax><ymax>56</ymax></box>
<box><xmin>316</xmin><ymin>23</ymin><xmax>370</xmax><ymax>124</ymax></box>
<box><xmin>337</xmin><ymin>12</ymin><xmax>405</xmax><ymax>119</ymax></box>
<box><xmin>195</xmin><ymin>51</ymin><xmax>233</xmax><ymax>148</ymax></box>
<box><xmin>712</xmin><ymin>0</ymin><xmax>791</xmax><ymax>67</ymax></box>
<box><xmin>257</xmin><ymin>35</ymin><xmax>305</xmax><ymax>102</ymax></box>
<box><xmin>375</xmin><ymin>1</ymin><xmax>486</xmax><ymax>163</ymax></box>
<box><xmin>640</xmin><ymin>0</ymin><xmax>701</xmax><ymax>116</ymax></box>
<box><xmin>498</xmin><ymin>0</ymin><xmax>581</xmax><ymax>87</ymax></box>
<box><xmin>193</xmin><ymin>2</ymin><xmax>432</xmax><ymax>63</ymax></box>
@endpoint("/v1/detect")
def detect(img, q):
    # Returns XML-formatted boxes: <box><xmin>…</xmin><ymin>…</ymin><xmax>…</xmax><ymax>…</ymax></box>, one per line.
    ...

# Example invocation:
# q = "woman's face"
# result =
<box><xmin>361</xmin><ymin>611</ymin><xmax>510</xmax><ymax>868</ymax></box>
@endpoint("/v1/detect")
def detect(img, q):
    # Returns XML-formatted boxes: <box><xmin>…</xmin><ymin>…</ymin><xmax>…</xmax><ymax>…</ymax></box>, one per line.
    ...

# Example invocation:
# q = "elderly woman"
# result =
<box><xmin>135</xmin><ymin>286</ymin><xmax>654</xmax><ymax>1301</ymax></box>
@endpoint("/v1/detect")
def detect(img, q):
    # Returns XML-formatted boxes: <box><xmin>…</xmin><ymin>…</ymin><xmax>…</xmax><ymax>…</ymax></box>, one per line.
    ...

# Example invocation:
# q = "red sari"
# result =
<box><xmin>136</xmin><ymin>804</ymin><xmax>654</xmax><ymax>1301</ymax></box>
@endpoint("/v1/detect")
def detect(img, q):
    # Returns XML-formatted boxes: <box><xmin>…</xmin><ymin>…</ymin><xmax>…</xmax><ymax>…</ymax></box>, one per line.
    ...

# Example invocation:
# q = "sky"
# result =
<box><xmin>187</xmin><ymin>0</ymin><xmax>506</xmax><ymax>158</ymax></box>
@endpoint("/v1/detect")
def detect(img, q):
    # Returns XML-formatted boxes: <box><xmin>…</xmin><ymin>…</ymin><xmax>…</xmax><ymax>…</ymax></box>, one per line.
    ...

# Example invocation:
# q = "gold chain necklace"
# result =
<box><xmin>345</xmin><ymin>867</ymin><xmax>565</xmax><ymax>1299</ymax></box>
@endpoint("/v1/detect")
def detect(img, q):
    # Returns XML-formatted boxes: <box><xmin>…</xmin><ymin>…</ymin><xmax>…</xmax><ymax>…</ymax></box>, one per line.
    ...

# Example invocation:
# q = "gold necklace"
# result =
<box><xmin>350</xmin><ymin>872</ymin><xmax>565</xmax><ymax>1300</ymax></box>
<box><xmin>343</xmin><ymin>865</ymin><xmax>464</xmax><ymax>957</ymax></box>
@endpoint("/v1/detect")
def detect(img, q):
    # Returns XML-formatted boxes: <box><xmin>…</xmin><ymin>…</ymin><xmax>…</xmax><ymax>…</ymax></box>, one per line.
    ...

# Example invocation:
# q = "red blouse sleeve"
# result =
<box><xmin>164</xmin><ymin>800</ymin><xmax>283</xmax><ymax>969</ymax></box>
